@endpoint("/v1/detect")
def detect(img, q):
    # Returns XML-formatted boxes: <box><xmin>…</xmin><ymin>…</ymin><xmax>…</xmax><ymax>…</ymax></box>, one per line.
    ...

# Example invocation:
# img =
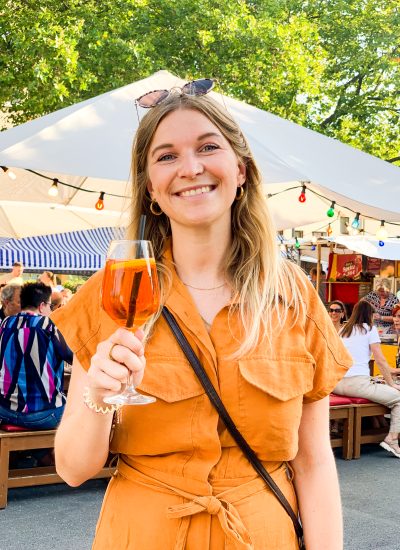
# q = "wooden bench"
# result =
<box><xmin>0</xmin><ymin>428</ymin><xmax>113</xmax><ymax>509</ymax></box>
<box><xmin>329</xmin><ymin>394</ymin><xmax>354</xmax><ymax>460</ymax></box>
<box><xmin>350</xmin><ymin>399</ymin><xmax>390</xmax><ymax>459</ymax></box>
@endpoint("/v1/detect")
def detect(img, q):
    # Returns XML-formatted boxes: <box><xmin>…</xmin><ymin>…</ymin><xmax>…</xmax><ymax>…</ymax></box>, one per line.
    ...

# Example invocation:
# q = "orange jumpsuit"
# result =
<box><xmin>53</xmin><ymin>250</ymin><xmax>351</xmax><ymax>549</ymax></box>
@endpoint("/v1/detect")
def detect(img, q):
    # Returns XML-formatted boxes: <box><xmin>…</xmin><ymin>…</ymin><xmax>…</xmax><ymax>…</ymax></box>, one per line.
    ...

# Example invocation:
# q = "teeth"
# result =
<box><xmin>180</xmin><ymin>186</ymin><xmax>212</xmax><ymax>197</ymax></box>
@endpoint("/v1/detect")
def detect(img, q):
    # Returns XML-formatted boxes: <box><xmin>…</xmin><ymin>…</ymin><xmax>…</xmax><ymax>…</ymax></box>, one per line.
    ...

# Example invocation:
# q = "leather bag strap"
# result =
<box><xmin>162</xmin><ymin>307</ymin><xmax>305</xmax><ymax>549</ymax></box>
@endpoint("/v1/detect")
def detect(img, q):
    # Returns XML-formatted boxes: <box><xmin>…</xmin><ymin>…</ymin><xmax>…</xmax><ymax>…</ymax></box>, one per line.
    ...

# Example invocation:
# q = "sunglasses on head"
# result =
<box><xmin>329</xmin><ymin>307</ymin><xmax>343</xmax><ymax>313</ymax></box>
<box><xmin>135</xmin><ymin>78</ymin><xmax>216</xmax><ymax>108</ymax></box>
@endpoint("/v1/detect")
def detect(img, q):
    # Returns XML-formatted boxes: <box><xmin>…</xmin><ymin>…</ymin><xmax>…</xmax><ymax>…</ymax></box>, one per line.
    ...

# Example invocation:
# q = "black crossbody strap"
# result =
<box><xmin>162</xmin><ymin>307</ymin><xmax>305</xmax><ymax>548</ymax></box>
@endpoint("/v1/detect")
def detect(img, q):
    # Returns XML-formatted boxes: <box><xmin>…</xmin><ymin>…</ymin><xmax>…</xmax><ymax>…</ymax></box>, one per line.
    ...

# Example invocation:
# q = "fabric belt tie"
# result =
<box><xmin>116</xmin><ymin>457</ymin><xmax>290</xmax><ymax>550</ymax></box>
<box><xmin>167</xmin><ymin>494</ymin><xmax>252</xmax><ymax>549</ymax></box>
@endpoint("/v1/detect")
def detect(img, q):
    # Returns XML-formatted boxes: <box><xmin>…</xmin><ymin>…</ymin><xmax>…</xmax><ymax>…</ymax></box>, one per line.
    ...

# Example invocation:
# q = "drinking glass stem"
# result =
<box><xmin>126</xmin><ymin>371</ymin><xmax>136</xmax><ymax>393</ymax></box>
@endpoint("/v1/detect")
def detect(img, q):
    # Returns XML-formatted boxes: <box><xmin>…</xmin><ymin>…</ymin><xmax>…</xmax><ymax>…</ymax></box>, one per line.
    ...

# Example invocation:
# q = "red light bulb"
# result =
<box><xmin>298</xmin><ymin>192</ymin><xmax>306</xmax><ymax>203</ymax></box>
<box><xmin>298</xmin><ymin>184</ymin><xmax>307</xmax><ymax>203</ymax></box>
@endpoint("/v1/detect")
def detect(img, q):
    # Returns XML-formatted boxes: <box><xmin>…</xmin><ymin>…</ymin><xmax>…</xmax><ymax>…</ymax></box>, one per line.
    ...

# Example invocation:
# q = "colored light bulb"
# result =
<box><xmin>351</xmin><ymin>213</ymin><xmax>360</xmax><ymax>229</ymax></box>
<box><xmin>95</xmin><ymin>191</ymin><xmax>105</xmax><ymax>210</ymax></box>
<box><xmin>327</xmin><ymin>201</ymin><xmax>335</xmax><ymax>218</ymax></box>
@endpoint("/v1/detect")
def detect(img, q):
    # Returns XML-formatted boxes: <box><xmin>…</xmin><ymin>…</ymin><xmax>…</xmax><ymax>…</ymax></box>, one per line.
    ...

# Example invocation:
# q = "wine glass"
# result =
<box><xmin>101</xmin><ymin>239</ymin><xmax>160</xmax><ymax>405</ymax></box>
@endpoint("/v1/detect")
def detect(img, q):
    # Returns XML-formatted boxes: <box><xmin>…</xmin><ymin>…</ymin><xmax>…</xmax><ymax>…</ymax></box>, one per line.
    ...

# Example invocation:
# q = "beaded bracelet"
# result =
<box><xmin>83</xmin><ymin>387</ymin><xmax>122</xmax><ymax>414</ymax></box>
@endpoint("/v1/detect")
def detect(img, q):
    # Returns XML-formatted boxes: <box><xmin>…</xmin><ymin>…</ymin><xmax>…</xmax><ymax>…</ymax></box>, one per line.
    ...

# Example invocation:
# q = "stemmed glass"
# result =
<box><xmin>101</xmin><ymin>239</ymin><xmax>160</xmax><ymax>405</ymax></box>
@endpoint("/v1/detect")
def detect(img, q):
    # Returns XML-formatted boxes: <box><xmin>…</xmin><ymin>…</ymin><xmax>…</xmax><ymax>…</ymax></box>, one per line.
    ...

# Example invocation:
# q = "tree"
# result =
<box><xmin>1</xmin><ymin>0</ymin><xmax>399</xmax><ymax>162</ymax></box>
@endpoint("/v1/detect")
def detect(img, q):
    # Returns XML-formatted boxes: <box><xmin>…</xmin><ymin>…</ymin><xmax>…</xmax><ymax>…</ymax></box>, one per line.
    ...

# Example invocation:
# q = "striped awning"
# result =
<box><xmin>0</xmin><ymin>226</ymin><xmax>125</xmax><ymax>273</ymax></box>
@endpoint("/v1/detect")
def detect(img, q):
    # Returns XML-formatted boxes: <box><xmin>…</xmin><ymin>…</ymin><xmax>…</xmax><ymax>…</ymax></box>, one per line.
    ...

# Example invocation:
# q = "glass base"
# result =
<box><xmin>103</xmin><ymin>389</ymin><xmax>156</xmax><ymax>406</ymax></box>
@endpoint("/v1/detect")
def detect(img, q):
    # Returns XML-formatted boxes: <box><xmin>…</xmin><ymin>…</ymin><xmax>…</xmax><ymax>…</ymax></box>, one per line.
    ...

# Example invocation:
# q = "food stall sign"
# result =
<box><xmin>335</xmin><ymin>254</ymin><xmax>363</xmax><ymax>280</ymax></box>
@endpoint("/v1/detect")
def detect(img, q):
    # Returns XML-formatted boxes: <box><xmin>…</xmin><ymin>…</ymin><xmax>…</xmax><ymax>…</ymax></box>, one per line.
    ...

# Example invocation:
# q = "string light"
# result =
<box><xmin>379</xmin><ymin>240</ymin><xmax>385</xmax><ymax>247</ymax></box>
<box><xmin>95</xmin><ymin>191</ymin><xmax>105</xmax><ymax>210</ymax></box>
<box><xmin>327</xmin><ymin>223</ymin><xmax>333</xmax><ymax>236</ymax></box>
<box><xmin>295</xmin><ymin>237</ymin><xmax>301</xmax><ymax>249</ymax></box>
<box><xmin>1</xmin><ymin>166</ymin><xmax>17</xmax><ymax>180</ymax></box>
<box><xmin>311</xmin><ymin>245</ymin><xmax>316</xmax><ymax>251</ymax></box>
<box><xmin>351</xmin><ymin>213</ymin><xmax>360</xmax><ymax>229</ymax></box>
<box><xmin>267</xmin><ymin>183</ymin><xmax>400</xmax><ymax>233</ymax></box>
<box><xmin>326</xmin><ymin>201</ymin><xmax>335</xmax><ymax>218</ymax></box>
<box><xmin>376</xmin><ymin>220</ymin><xmax>388</xmax><ymax>240</ymax></box>
<box><xmin>25</xmin><ymin>168</ymin><xmax>127</xmax><ymax>203</ymax></box>
<box><xmin>48</xmin><ymin>178</ymin><xmax>59</xmax><ymax>197</ymax></box>
<box><xmin>10</xmin><ymin>169</ymin><xmax>400</xmax><ymax>227</ymax></box>
<box><xmin>298</xmin><ymin>184</ymin><xmax>306</xmax><ymax>203</ymax></box>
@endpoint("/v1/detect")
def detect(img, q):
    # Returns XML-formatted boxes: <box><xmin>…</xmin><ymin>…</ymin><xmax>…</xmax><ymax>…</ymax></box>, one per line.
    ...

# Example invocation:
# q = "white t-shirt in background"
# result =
<box><xmin>340</xmin><ymin>324</ymin><xmax>380</xmax><ymax>377</ymax></box>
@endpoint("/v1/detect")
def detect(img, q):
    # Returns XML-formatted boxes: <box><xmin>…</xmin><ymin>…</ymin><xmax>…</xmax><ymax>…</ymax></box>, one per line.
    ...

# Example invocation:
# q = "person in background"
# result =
<box><xmin>389</xmin><ymin>303</ymin><xmax>400</xmax><ymax>368</ymax></box>
<box><xmin>0</xmin><ymin>282</ymin><xmax>72</xmax><ymax>429</ymax></box>
<box><xmin>39</xmin><ymin>270</ymin><xmax>57</xmax><ymax>289</ymax></box>
<box><xmin>61</xmin><ymin>287</ymin><xmax>73</xmax><ymax>304</ymax></box>
<box><xmin>364</xmin><ymin>278</ymin><xmax>399</xmax><ymax>334</ymax></box>
<box><xmin>0</xmin><ymin>284</ymin><xmax>21</xmax><ymax>321</ymax></box>
<box><xmin>309</xmin><ymin>266</ymin><xmax>326</xmax><ymax>304</ymax></box>
<box><xmin>54</xmin><ymin>88</ymin><xmax>351</xmax><ymax>550</ymax></box>
<box><xmin>328</xmin><ymin>300</ymin><xmax>347</xmax><ymax>333</ymax></box>
<box><xmin>334</xmin><ymin>299</ymin><xmax>400</xmax><ymax>458</ymax></box>
<box><xmin>51</xmin><ymin>291</ymin><xmax>64</xmax><ymax>312</ymax></box>
<box><xmin>0</xmin><ymin>261</ymin><xmax>24</xmax><ymax>286</ymax></box>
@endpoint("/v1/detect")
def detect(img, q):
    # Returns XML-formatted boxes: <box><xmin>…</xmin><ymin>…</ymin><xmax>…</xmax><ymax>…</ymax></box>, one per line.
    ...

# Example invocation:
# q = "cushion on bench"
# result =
<box><xmin>347</xmin><ymin>397</ymin><xmax>374</xmax><ymax>405</ymax></box>
<box><xmin>329</xmin><ymin>394</ymin><xmax>353</xmax><ymax>406</ymax></box>
<box><xmin>0</xmin><ymin>424</ymin><xmax>31</xmax><ymax>432</ymax></box>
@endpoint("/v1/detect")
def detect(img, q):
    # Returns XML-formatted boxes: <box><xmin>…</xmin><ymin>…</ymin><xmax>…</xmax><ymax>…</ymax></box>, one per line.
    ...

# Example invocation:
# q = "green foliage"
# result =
<box><xmin>62</xmin><ymin>277</ymin><xmax>88</xmax><ymax>293</ymax></box>
<box><xmin>1</xmin><ymin>0</ymin><xmax>399</xmax><ymax>162</ymax></box>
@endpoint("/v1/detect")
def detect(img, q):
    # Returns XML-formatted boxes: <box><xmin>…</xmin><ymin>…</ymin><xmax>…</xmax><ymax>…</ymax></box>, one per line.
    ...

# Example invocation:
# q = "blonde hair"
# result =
<box><xmin>127</xmin><ymin>94</ymin><xmax>305</xmax><ymax>356</ymax></box>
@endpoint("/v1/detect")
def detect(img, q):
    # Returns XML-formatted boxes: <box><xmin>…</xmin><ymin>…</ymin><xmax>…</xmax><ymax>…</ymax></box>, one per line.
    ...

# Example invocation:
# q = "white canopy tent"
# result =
<box><xmin>0</xmin><ymin>70</ymin><xmax>399</xmax><ymax>238</ymax></box>
<box><xmin>327</xmin><ymin>235</ymin><xmax>400</xmax><ymax>261</ymax></box>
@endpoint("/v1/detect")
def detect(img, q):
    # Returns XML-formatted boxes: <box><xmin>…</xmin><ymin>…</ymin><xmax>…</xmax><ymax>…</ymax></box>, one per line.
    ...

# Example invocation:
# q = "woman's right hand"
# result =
<box><xmin>87</xmin><ymin>327</ymin><xmax>146</xmax><ymax>397</ymax></box>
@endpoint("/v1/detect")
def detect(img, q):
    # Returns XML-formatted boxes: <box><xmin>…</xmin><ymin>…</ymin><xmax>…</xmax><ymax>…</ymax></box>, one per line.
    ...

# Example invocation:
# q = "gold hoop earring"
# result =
<box><xmin>150</xmin><ymin>199</ymin><xmax>163</xmax><ymax>216</ymax></box>
<box><xmin>235</xmin><ymin>186</ymin><xmax>244</xmax><ymax>201</ymax></box>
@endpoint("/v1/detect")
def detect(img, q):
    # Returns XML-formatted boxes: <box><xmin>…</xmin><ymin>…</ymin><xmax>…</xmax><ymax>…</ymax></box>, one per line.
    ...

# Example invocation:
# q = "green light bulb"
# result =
<box><xmin>327</xmin><ymin>207</ymin><xmax>334</xmax><ymax>217</ymax></box>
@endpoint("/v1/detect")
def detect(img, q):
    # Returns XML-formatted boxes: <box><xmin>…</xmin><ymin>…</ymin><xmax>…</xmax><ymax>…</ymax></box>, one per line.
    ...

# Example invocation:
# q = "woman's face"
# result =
<box><xmin>393</xmin><ymin>310</ymin><xmax>400</xmax><ymax>330</ymax></box>
<box><xmin>329</xmin><ymin>304</ymin><xmax>344</xmax><ymax>323</ymax></box>
<box><xmin>377</xmin><ymin>284</ymin><xmax>389</xmax><ymax>298</ymax></box>
<box><xmin>146</xmin><ymin>108</ymin><xmax>246</xmax><ymax>231</ymax></box>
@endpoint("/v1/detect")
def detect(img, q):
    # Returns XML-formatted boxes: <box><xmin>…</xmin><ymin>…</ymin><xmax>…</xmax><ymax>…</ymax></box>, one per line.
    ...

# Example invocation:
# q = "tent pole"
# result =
<box><xmin>316</xmin><ymin>243</ymin><xmax>321</xmax><ymax>293</ymax></box>
<box><xmin>328</xmin><ymin>243</ymin><xmax>334</xmax><ymax>302</ymax></box>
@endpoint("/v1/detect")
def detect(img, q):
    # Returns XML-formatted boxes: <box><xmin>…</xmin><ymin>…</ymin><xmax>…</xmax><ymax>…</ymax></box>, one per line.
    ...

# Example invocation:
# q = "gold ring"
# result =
<box><xmin>109</xmin><ymin>343</ymin><xmax>118</xmax><ymax>362</ymax></box>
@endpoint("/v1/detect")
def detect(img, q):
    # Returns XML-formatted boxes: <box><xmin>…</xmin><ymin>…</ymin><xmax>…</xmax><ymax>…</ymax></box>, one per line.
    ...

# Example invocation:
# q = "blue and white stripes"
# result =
<box><xmin>0</xmin><ymin>226</ymin><xmax>125</xmax><ymax>272</ymax></box>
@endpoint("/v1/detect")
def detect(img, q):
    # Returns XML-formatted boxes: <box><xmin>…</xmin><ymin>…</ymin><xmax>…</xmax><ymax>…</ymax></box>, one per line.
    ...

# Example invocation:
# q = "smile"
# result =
<box><xmin>177</xmin><ymin>185</ymin><xmax>215</xmax><ymax>197</ymax></box>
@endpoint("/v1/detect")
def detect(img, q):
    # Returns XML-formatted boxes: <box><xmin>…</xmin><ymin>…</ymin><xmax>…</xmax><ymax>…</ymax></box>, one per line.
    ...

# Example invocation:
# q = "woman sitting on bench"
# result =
<box><xmin>334</xmin><ymin>299</ymin><xmax>400</xmax><ymax>458</ymax></box>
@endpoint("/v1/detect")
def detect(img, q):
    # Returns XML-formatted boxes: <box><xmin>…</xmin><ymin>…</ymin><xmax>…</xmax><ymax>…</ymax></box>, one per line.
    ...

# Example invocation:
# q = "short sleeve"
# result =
<box><xmin>50</xmin><ymin>270</ymin><xmax>118</xmax><ymax>371</ymax></box>
<box><xmin>368</xmin><ymin>325</ymin><xmax>381</xmax><ymax>345</ymax></box>
<box><xmin>300</xmin><ymin>277</ymin><xmax>353</xmax><ymax>404</ymax></box>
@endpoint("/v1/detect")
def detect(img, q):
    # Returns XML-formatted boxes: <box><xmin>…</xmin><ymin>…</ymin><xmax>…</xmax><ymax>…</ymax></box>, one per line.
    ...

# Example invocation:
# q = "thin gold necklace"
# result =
<box><xmin>182</xmin><ymin>281</ymin><xmax>226</xmax><ymax>291</ymax></box>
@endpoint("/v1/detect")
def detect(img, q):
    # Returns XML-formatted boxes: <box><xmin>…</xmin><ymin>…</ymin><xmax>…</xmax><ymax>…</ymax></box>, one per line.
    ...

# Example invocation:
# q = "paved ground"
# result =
<box><xmin>0</xmin><ymin>445</ymin><xmax>399</xmax><ymax>550</ymax></box>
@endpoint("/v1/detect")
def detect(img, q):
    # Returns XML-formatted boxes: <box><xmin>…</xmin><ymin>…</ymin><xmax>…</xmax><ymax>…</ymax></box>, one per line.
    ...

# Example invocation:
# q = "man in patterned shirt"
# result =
<box><xmin>0</xmin><ymin>282</ymin><xmax>73</xmax><ymax>429</ymax></box>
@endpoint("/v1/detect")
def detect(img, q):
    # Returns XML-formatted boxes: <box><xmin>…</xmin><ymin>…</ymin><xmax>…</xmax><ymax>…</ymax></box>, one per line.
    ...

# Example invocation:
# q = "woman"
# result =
<box><xmin>364</xmin><ymin>278</ymin><xmax>399</xmax><ymax>333</ymax></box>
<box><xmin>390</xmin><ymin>303</ymin><xmax>400</xmax><ymax>368</ymax></box>
<box><xmin>334</xmin><ymin>300</ymin><xmax>400</xmax><ymax>458</ymax></box>
<box><xmin>39</xmin><ymin>270</ymin><xmax>57</xmax><ymax>289</ymax></box>
<box><xmin>53</xmin><ymin>86</ymin><xmax>351</xmax><ymax>549</ymax></box>
<box><xmin>328</xmin><ymin>300</ymin><xmax>347</xmax><ymax>332</ymax></box>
